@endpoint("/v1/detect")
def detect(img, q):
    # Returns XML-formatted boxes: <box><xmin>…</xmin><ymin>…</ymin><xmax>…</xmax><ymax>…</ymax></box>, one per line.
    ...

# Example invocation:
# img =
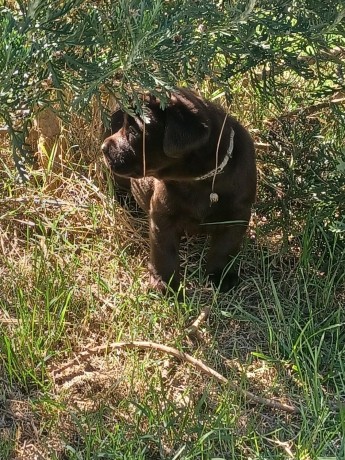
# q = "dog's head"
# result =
<box><xmin>101</xmin><ymin>90</ymin><xmax>211</xmax><ymax>179</ymax></box>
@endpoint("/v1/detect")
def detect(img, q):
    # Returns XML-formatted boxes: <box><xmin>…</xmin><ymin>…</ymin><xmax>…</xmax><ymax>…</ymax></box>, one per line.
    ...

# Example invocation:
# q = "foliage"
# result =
<box><xmin>0</xmin><ymin>0</ymin><xmax>345</xmax><ymax>178</ymax></box>
<box><xmin>257</xmin><ymin>108</ymin><xmax>345</xmax><ymax>253</ymax></box>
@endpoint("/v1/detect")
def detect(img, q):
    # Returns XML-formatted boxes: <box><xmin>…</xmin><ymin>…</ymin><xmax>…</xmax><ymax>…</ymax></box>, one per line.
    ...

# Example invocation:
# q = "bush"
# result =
<box><xmin>1</xmin><ymin>0</ymin><xmax>344</xmax><ymax>177</ymax></box>
<box><xmin>258</xmin><ymin>109</ymin><xmax>345</xmax><ymax>259</ymax></box>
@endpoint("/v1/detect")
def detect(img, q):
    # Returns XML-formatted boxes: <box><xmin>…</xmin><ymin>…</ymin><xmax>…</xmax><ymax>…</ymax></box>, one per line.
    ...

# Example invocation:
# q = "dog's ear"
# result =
<box><xmin>163</xmin><ymin>97</ymin><xmax>210</xmax><ymax>158</ymax></box>
<box><xmin>110</xmin><ymin>110</ymin><xmax>125</xmax><ymax>134</ymax></box>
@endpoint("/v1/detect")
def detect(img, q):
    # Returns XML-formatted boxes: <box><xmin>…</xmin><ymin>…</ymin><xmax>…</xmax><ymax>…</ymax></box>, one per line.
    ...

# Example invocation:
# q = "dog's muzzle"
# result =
<box><xmin>101</xmin><ymin>139</ymin><xmax>112</xmax><ymax>156</ymax></box>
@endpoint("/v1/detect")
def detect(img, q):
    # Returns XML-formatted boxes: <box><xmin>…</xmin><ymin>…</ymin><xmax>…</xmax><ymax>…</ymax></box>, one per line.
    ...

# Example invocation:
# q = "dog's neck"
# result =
<box><xmin>195</xmin><ymin>128</ymin><xmax>235</xmax><ymax>181</ymax></box>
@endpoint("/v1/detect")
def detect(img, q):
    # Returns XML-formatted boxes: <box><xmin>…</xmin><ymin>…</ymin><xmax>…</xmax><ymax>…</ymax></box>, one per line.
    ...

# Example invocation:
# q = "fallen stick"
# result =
<box><xmin>51</xmin><ymin>340</ymin><xmax>299</xmax><ymax>414</ymax></box>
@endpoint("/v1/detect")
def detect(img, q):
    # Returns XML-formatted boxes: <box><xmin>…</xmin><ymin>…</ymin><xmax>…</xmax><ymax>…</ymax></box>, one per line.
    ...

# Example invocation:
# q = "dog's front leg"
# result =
<box><xmin>148</xmin><ymin>214</ymin><xmax>181</xmax><ymax>292</ymax></box>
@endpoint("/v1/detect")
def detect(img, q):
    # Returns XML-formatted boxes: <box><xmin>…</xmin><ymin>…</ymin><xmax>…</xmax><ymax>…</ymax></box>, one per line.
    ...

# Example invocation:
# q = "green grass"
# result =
<box><xmin>1</xmin><ymin>93</ymin><xmax>345</xmax><ymax>459</ymax></box>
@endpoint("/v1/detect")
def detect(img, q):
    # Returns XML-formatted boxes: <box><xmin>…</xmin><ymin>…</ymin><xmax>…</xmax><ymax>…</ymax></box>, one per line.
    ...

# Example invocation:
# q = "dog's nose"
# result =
<box><xmin>101</xmin><ymin>140</ymin><xmax>109</xmax><ymax>155</ymax></box>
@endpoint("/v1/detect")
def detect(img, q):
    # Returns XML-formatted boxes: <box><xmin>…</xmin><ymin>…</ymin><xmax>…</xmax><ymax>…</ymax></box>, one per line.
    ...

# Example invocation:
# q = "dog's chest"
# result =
<box><xmin>164</xmin><ymin>183</ymin><xmax>221</xmax><ymax>229</ymax></box>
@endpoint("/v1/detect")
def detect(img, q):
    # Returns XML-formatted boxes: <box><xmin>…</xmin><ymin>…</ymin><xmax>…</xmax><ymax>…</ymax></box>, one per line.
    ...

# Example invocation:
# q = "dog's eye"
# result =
<box><xmin>128</xmin><ymin>126</ymin><xmax>137</xmax><ymax>137</ymax></box>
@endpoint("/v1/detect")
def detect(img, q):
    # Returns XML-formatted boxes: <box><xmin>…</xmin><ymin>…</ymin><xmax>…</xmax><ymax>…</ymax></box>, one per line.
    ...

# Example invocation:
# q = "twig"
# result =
<box><xmin>267</xmin><ymin>97</ymin><xmax>345</xmax><ymax>122</ymax></box>
<box><xmin>186</xmin><ymin>306</ymin><xmax>210</xmax><ymax>340</ymax></box>
<box><xmin>254</xmin><ymin>142</ymin><xmax>270</xmax><ymax>150</ymax></box>
<box><xmin>0</xmin><ymin>196</ymin><xmax>89</xmax><ymax>209</ymax></box>
<box><xmin>0</xmin><ymin>317</ymin><xmax>20</xmax><ymax>325</ymax></box>
<box><xmin>51</xmin><ymin>340</ymin><xmax>299</xmax><ymax>414</ymax></box>
<box><xmin>264</xmin><ymin>437</ymin><xmax>294</xmax><ymax>458</ymax></box>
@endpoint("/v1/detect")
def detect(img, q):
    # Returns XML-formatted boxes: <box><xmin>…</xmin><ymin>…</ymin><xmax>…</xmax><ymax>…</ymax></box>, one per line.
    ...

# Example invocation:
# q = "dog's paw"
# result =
<box><xmin>208</xmin><ymin>270</ymin><xmax>239</xmax><ymax>292</ymax></box>
<box><xmin>148</xmin><ymin>271</ymin><xmax>182</xmax><ymax>297</ymax></box>
<box><xmin>148</xmin><ymin>273</ymin><xmax>168</xmax><ymax>293</ymax></box>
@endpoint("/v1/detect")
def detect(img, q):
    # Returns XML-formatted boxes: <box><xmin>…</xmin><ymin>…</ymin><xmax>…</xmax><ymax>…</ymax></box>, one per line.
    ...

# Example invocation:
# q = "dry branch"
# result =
<box><xmin>268</xmin><ymin>97</ymin><xmax>345</xmax><ymax>122</ymax></box>
<box><xmin>51</xmin><ymin>340</ymin><xmax>299</xmax><ymax>414</ymax></box>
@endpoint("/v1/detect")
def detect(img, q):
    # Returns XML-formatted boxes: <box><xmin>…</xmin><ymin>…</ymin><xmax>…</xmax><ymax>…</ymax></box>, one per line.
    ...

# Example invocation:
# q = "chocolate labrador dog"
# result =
<box><xmin>102</xmin><ymin>88</ymin><xmax>256</xmax><ymax>292</ymax></box>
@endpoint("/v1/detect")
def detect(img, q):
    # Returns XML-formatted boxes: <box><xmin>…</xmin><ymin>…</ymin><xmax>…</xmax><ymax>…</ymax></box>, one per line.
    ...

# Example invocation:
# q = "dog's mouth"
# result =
<box><xmin>114</xmin><ymin>170</ymin><xmax>143</xmax><ymax>179</ymax></box>
<box><xmin>102</xmin><ymin>153</ymin><xmax>144</xmax><ymax>179</ymax></box>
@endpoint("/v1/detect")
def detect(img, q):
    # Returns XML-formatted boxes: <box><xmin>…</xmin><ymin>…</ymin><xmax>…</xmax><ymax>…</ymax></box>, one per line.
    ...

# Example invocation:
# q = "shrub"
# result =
<box><xmin>1</xmin><ymin>0</ymin><xmax>344</xmax><ymax>178</ymax></box>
